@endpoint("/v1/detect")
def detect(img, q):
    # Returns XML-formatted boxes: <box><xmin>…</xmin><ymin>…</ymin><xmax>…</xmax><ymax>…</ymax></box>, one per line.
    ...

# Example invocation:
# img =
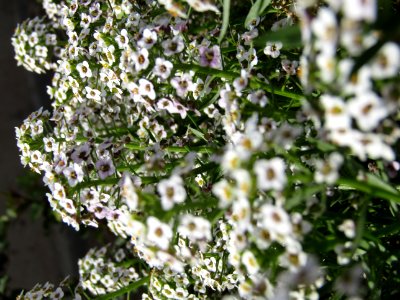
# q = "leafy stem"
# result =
<box><xmin>93</xmin><ymin>276</ymin><xmax>150</xmax><ymax>300</ymax></box>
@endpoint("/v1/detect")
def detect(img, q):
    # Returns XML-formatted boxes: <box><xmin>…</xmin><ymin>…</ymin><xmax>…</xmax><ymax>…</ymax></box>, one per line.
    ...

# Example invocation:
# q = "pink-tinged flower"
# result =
<box><xmin>169</xmin><ymin>99</ymin><xmax>189</xmax><ymax>119</ymax></box>
<box><xmin>161</xmin><ymin>36</ymin><xmax>185</xmax><ymax>56</ymax></box>
<box><xmin>170</xmin><ymin>72</ymin><xmax>195</xmax><ymax>98</ymax></box>
<box><xmin>281</xmin><ymin>59</ymin><xmax>299</xmax><ymax>75</ymax></box>
<box><xmin>95</xmin><ymin>158</ymin><xmax>115</xmax><ymax>179</ymax></box>
<box><xmin>199</xmin><ymin>45</ymin><xmax>222</xmax><ymax>69</ymax></box>
<box><xmin>60</xmin><ymin>198</ymin><xmax>77</xmax><ymax>215</ymax></box>
<box><xmin>71</xmin><ymin>143</ymin><xmax>91</xmax><ymax>164</ymax></box>
<box><xmin>264</xmin><ymin>41</ymin><xmax>283</xmax><ymax>58</ymax></box>
<box><xmin>63</xmin><ymin>163</ymin><xmax>84</xmax><ymax>187</ymax></box>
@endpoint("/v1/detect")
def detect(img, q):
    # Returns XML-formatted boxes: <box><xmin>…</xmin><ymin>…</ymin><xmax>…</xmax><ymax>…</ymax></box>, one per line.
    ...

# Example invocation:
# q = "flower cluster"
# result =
<box><xmin>13</xmin><ymin>0</ymin><xmax>400</xmax><ymax>299</ymax></box>
<box><xmin>297</xmin><ymin>0</ymin><xmax>400</xmax><ymax>161</ymax></box>
<box><xmin>78</xmin><ymin>244</ymin><xmax>142</xmax><ymax>295</ymax></box>
<box><xmin>11</xmin><ymin>17</ymin><xmax>58</xmax><ymax>74</ymax></box>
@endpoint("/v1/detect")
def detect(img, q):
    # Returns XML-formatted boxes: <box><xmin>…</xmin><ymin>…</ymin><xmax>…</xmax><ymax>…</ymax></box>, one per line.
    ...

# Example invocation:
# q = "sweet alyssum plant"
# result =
<box><xmin>12</xmin><ymin>0</ymin><xmax>400</xmax><ymax>299</ymax></box>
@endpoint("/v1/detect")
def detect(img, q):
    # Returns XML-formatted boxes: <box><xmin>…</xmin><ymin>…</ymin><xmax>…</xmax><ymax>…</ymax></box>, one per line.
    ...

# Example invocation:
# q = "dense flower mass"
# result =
<box><xmin>12</xmin><ymin>0</ymin><xmax>400</xmax><ymax>299</ymax></box>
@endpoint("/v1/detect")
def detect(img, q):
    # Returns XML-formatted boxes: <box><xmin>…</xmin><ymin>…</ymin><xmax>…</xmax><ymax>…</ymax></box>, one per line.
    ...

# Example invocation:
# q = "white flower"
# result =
<box><xmin>146</xmin><ymin>216</ymin><xmax>173</xmax><ymax>250</ymax></box>
<box><xmin>157</xmin><ymin>175</ymin><xmax>186</xmax><ymax>210</ymax></box>
<box><xmin>178</xmin><ymin>214</ymin><xmax>211</xmax><ymax>241</ymax></box>
<box><xmin>281</xmin><ymin>59</ymin><xmax>299</xmax><ymax>75</ymax></box>
<box><xmin>231</xmin><ymin>197</ymin><xmax>251</xmax><ymax>232</ymax></box>
<box><xmin>238</xmin><ymin>281</ymin><xmax>252</xmax><ymax>299</ymax></box>
<box><xmin>338</xmin><ymin>60</ymin><xmax>372</xmax><ymax>95</ymax></box>
<box><xmin>311</xmin><ymin>7</ymin><xmax>338</xmax><ymax>54</ymax></box>
<box><xmin>218</xmin><ymin>84</ymin><xmax>237</xmax><ymax>110</ymax></box>
<box><xmin>254</xmin><ymin>158</ymin><xmax>287</xmax><ymax>191</ymax></box>
<box><xmin>370</xmin><ymin>42</ymin><xmax>400</xmax><ymax>79</ymax></box>
<box><xmin>185</xmin><ymin>0</ymin><xmax>220</xmax><ymax>13</ymax></box>
<box><xmin>199</xmin><ymin>45</ymin><xmax>222</xmax><ymax>69</ymax></box>
<box><xmin>259</xmin><ymin>204</ymin><xmax>292</xmax><ymax>238</ymax></box>
<box><xmin>233</xmin><ymin>130</ymin><xmax>263</xmax><ymax>160</ymax></box>
<box><xmin>138</xmin><ymin>28</ymin><xmax>157</xmax><ymax>49</ymax></box>
<box><xmin>85</xmin><ymin>86</ymin><xmax>102</xmax><ymax>102</ymax></box>
<box><xmin>316</xmin><ymin>52</ymin><xmax>336</xmax><ymax>83</ymax></box>
<box><xmin>348</xmin><ymin>91</ymin><xmax>388</xmax><ymax>131</ymax></box>
<box><xmin>71</xmin><ymin>143</ymin><xmax>91</xmax><ymax>163</ymax></box>
<box><xmin>343</xmin><ymin>0</ymin><xmax>376</xmax><ymax>22</ymax></box>
<box><xmin>334</xmin><ymin>241</ymin><xmax>353</xmax><ymax>265</ymax></box>
<box><xmin>50</xmin><ymin>287</ymin><xmax>64</xmax><ymax>299</ymax></box>
<box><xmin>242</xmin><ymin>48</ymin><xmax>258</xmax><ymax>68</ymax></box>
<box><xmin>132</xmin><ymin>47</ymin><xmax>150</xmax><ymax>72</ymax></box>
<box><xmin>116</xmin><ymin>29</ymin><xmax>129</xmax><ymax>49</ymax></box>
<box><xmin>233</xmin><ymin>69</ymin><xmax>249</xmax><ymax>95</ymax></box>
<box><xmin>231</xmin><ymin>169</ymin><xmax>252</xmax><ymax>197</ymax></box>
<box><xmin>52</xmin><ymin>182</ymin><xmax>67</xmax><ymax>200</ymax></box>
<box><xmin>60</xmin><ymin>198</ymin><xmax>76</xmax><ymax>214</ymax></box>
<box><xmin>280</xmin><ymin>244</ymin><xmax>307</xmax><ymax>271</ymax></box>
<box><xmin>338</xmin><ymin>219</ymin><xmax>356</xmax><ymax>239</ymax></box>
<box><xmin>321</xmin><ymin>94</ymin><xmax>351</xmax><ymax>130</ymax></box>
<box><xmin>264</xmin><ymin>41</ymin><xmax>282</xmax><ymax>58</ymax></box>
<box><xmin>314</xmin><ymin>152</ymin><xmax>343</xmax><ymax>184</ymax></box>
<box><xmin>76</xmin><ymin>61</ymin><xmax>92</xmax><ymax>78</ymax></box>
<box><xmin>119</xmin><ymin>213</ymin><xmax>145</xmax><ymax>241</ymax></box>
<box><xmin>138</xmin><ymin>78</ymin><xmax>156</xmax><ymax>100</ymax></box>
<box><xmin>120</xmin><ymin>174</ymin><xmax>139</xmax><ymax>211</ymax></box>
<box><xmin>212</xmin><ymin>179</ymin><xmax>235</xmax><ymax>208</ymax></box>
<box><xmin>247</xmin><ymin>90</ymin><xmax>268</xmax><ymax>107</ymax></box>
<box><xmin>355</xmin><ymin>133</ymin><xmax>395</xmax><ymax>161</ymax></box>
<box><xmin>153</xmin><ymin>57</ymin><xmax>173</xmax><ymax>80</ymax></box>
<box><xmin>63</xmin><ymin>163</ymin><xmax>84</xmax><ymax>187</ymax></box>
<box><xmin>242</xmin><ymin>250</ymin><xmax>259</xmax><ymax>275</ymax></box>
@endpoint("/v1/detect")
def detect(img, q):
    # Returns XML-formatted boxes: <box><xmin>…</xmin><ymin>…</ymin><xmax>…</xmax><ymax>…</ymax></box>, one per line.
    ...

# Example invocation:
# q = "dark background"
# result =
<box><xmin>0</xmin><ymin>0</ymin><xmax>89</xmax><ymax>297</ymax></box>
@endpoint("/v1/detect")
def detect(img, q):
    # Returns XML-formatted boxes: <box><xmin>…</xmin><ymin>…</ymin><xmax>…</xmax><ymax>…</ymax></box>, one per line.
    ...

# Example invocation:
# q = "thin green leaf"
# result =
<box><xmin>337</xmin><ymin>175</ymin><xmax>400</xmax><ymax>204</ymax></box>
<box><xmin>245</xmin><ymin>0</ymin><xmax>271</xmax><ymax>29</ymax></box>
<box><xmin>175</xmin><ymin>63</ymin><xmax>303</xmax><ymax>101</ymax></box>
<box><xmin>254</xmin><ymin>25</ymin><xmax>302</xmax><ymax>49</ymax></box>
<box><xmin>94</xmin><ymin>276</ymin><xmax>150</xmax><ymax>300</ymax></box>
<box><xmin>0</xmin><ymin>276</ymin><xmax>8</xmax><ymax>294</ymax></box>
<box><xmin>189</xmin><ymin>127</ymin><xmax>207</xmax><ymax>142</ymax></box>
<box><xmin>218</xmin><ymin>0</ymin><xmax>230</xmax><ymax>44</ymax></box>
<box><xmin>350</xmin><ymin>39</ymin><xmax>385</xmax><ymax>77</ymax></box>
<box><xmin>365</xmin><ymin>173</ymin><xmax>399</xmax><ymax>195</ymax></box>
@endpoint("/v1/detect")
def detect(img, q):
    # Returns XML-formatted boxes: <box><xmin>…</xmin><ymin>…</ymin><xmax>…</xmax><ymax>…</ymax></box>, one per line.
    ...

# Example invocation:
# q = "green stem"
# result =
<box><xmin>337</xmin><ymin>177</ymin><xmax>400</xmax><ymax>204</ymax></box>
<box><xmin>352</xmin><ymin>196</ymin><xmax>369</xmax><ymax>257</ymax></box>
<box><xmin>174</xmin><ymin>63</ymin><xmax>303</xmax><ymax>101</ymax></box>
<box><xmin>94</xmin><ymin>276</ymin><xmax>150</xmax><ymax>300</ymax></box>
<box><xmin>125</xmin><ymin>143</ymin><xmax>216</xmax><ymax>154</ymax></box>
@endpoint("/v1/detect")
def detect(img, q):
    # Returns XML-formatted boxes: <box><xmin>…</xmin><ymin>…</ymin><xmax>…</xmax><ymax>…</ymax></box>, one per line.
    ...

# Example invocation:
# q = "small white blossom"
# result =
<box><xmin>264</xmin><ymin>41</ymin><xmax>283</xmax><ymax>58</ymax></box>
<box><xmin>157</xmin><ymin>175</ymin><xmax>186</xmax><ymax>210</ymax></box>
<box><xmin>76</xmin><ymin>61</ymin><xmax>92</xmax><ymax>78</ymax></box>
<box><xmin>146</xmin><ymin>216</ymin><xmax>173</xmax><ymax>250</ymax></box>
<box><xmin>338</xmin><ymin>219</ymin><xmax>356</xmax><ymax>239</ymax></box>
<box><xmin>254</xmin><ymin>158</ymin><xmax>287</xmax><ymax>191</ymax></box>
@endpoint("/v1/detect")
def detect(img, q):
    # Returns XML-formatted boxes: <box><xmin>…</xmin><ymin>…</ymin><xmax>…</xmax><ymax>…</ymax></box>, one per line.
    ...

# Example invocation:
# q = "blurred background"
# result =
<box><xmin>0</xmin><ymin>0</ymin><xmax>91</xmax><ymax>298</ymax></box>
